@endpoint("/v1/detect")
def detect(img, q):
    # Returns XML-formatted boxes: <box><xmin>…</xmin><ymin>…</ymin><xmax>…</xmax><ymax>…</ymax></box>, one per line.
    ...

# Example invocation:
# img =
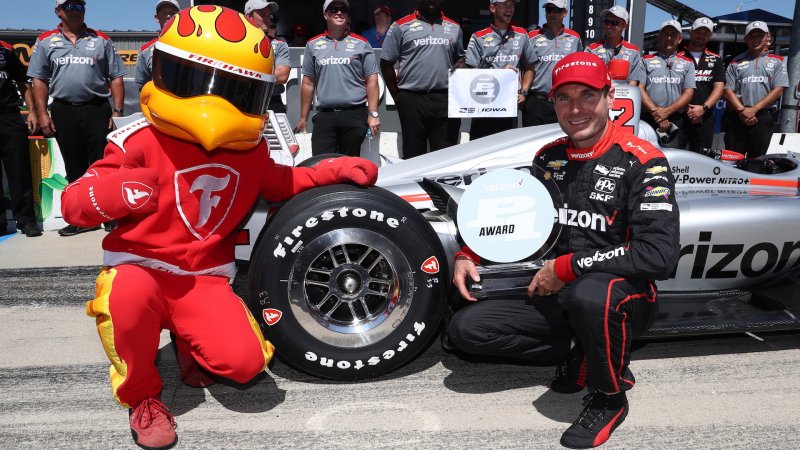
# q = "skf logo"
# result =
<box><xmin>262</xmin><ymin>309</ymin><xmax>282</xmax><ymax>326</ymax></box>
<box><xmin>646</xmin><ymin>165</ymin><xmax>668</xmax><ymax>175</ymax></box>
<box><xmin>122</xmin><ymin>182</ymin><xmax>154</xmax><ymax>210</ymax></box>
<box><xmin>421</xmin><ymin>256</ymin><xmax>440</xmax><ymax>274</ymax></box>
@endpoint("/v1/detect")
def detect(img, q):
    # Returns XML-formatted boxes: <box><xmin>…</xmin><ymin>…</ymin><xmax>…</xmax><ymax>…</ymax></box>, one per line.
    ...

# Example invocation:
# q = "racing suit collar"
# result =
<box><xmin>566</xmin><ymin>120</ymin><xmax>617</xmax><ymax>161</ymax></box>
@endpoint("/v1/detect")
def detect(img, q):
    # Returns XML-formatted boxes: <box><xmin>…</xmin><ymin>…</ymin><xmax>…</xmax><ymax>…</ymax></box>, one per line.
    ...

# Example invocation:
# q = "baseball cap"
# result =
<box><xmin>692</xmin><ymin>17</ymin><xmax>715</xmax><ymax>31</ymax></box>
<box><xmin>745</xmin><ymin>21</ymin><xmax>769</xmax><ymax>35</ymax></box>
<box><xmin>323</xmin><ymin>0</ymin><xmax>349</xmax><ymax>13</ymax></box>
<box><xmin>543</xmin><ymin>0</ymin><xmax>567</xmax><ymax>8</ymax></box>
<box><xmin>373</xmin><ymin>5</ymin><xmax>394</xmax><ymax>16</ymax></box>
<box><xmin>600</xmin><ymin>5</ymin><xmax>629</xmax><ymax>23</ymax></box>
<box><xmin>156</xmin><ymin>0</ymin><xmax>180</xmax><ymax>11</ymax></box>
<box><xmin>490</xmin><ymin>0</ymin><xmax>520</xmax><ymax>4</ymax></box>
<box><xmin>56</xmin><ymin>0</ymin><xmax>85</xmax><ymax>6</ymax></box>
<box><xmin>660</xmin><ymin>19</ymin><xmax>682</xmax><ymax>32</ymax></box>
<box><xmin>549</xmin><ymin>52</ymin><xmax>611</xmax><ymax>97</ymax></box>
<box><xmin>244</xmin><ymin>0</ymin><xmax>279</xmax><ymax>15</ymax></box>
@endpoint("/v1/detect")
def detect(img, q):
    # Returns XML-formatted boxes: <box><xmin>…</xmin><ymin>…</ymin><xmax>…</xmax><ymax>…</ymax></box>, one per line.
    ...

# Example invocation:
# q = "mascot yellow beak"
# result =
<box><xmin>141</xmin><ymin>6</ymin><xmax>275</xmax><ymax>152</ymax></box>
<box><xmin>141</xmin><ymin>82</ymin><xmax>267</xmax><ymax>152</ymax></box>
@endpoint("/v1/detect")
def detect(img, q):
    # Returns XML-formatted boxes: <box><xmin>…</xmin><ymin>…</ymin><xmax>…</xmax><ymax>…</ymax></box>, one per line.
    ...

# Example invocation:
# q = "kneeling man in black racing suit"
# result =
<box><xmin>449</xmin><ymin>52</ymin><xmax>680</xmax><ymax>449</ymax></box>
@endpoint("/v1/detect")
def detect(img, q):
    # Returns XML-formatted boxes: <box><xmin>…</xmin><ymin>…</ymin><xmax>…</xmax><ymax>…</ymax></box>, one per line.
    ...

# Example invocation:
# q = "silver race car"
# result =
<box><xmin>239</xmin><ymin>84</ymin><xmax>800</xmax><ymax>381</ymax></box>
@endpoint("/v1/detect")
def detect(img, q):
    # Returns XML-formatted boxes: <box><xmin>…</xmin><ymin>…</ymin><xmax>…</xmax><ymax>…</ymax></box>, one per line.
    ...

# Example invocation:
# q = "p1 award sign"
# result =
<box><xmin>448</xmin><ymin>68</ymin><xmax>518</xmax><ymax>118</ymax></box>
<box><xmin>457</xmin><ymin>169</ymin><xmax>556</xmax><ymax>263</ymax></box>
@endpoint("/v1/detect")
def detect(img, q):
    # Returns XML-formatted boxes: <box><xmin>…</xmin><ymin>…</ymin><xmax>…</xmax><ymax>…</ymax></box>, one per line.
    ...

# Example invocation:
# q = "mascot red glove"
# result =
<box><xmin>312</xmin><ymin>156</ymin><xmax>378</xmax><ymax>186</ymax></box>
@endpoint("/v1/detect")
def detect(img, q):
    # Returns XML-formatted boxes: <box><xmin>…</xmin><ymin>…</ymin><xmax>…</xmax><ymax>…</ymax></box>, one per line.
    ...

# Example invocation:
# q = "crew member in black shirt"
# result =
<box><xmin>679</xmin><ymin>17</ymin><xmax>724</xmax><ymax>152</ymax></box>
<box><xmin>0</xmin><ymin>41</ymin><xmax>41</xmax><ymax>237</ymax></box>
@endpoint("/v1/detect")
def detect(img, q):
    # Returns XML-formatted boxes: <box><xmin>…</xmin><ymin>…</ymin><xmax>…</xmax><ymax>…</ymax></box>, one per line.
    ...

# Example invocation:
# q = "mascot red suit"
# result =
<box><xmin>61</xmin><ymin>6</ymin><xmax>377</xmax><ymax>449</ymax></box>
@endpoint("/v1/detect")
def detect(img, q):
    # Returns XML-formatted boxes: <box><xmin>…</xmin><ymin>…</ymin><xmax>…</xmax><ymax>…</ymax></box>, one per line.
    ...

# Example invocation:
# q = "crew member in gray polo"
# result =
<box><xmin>380</xmin><ymin>0</ymin><xmax>465</xmax><ymax>159</ymax></box>
<box><xmin>723</xmin><ymin>21</ymin><xmax>789</xmax><ymax>158</ymax></box>
<box><xmin>27</xmin><ymin>0</ymin><xmax>127</xmax><ymax>236</ymax></box>
<box><xmin>244</xmin><ymin>0</ymin><xmax>292</xmax><ymax>114</ymax></box>
<box><xmin>465</xmin><ymin>0</ymin><xmax>531</xmax><ymax>140</ymax></box>
<box><xmin>640</xmin><ymin>20</ymin><xmax>695</xmax><ymax>149</ymax></box>
<box><xmin>135</xmin><ymin>0</ymin><xmax>180</xmax><ymax>90</ymax></box>
<box><xmin>294</xmin><ymin>0</ymin><xmax>380</xmax><ymax>156</ymax></box>
<box><xmin>585</xmin><ymin>5</ymin><xmax>645</xmax><ymax>86</ymax></box>
<box><xmin>523</xmin><ymin>0</ymin><xmax>583</xmax><ymax>126</ymax></box>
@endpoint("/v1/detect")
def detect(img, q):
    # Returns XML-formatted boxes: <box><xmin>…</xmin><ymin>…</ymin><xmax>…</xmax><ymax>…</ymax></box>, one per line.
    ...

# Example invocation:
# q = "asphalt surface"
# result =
<box><xmin>1</xmin><ymin>229</ymin><xmax>800</xmax><ymax>449</ymax></box>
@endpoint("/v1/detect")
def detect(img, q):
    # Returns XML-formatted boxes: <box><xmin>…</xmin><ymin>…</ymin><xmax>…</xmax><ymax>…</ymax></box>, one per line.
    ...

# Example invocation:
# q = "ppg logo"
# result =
<box><xmin>470</xmin><ymin>74</ymin><xmax>501</xmax><ymax>104</ymax></box>
<box><xmin>595</xmin><ymin>177</ymin><xmax>616</xmax><ymax>193</ymax></box>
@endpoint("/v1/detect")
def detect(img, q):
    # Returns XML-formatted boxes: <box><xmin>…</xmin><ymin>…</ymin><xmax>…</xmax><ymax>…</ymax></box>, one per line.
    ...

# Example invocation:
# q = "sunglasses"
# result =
<box><xmin>604</xmin><ymin>19</ymin><xmax>623</xmax><ymax>27</ymax></box>
<box><xmin>326</xmin><ymin>6</ymin><xmax>349</xmax><ymax>14</ymax></box>
<box><xmin>61</xmin><ymin>3</ymin><xmax>86</xmax><ymax>12</ymax></box>
<box><xmin>545</xmin><ymin>7</ymin><xmax>565</xmax><ymax>14</ymax></box>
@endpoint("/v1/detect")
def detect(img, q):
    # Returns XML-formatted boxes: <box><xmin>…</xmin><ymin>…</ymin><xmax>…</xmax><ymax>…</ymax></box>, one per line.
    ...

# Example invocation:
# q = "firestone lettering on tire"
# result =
<box><xmin>273</xmin><ymin>207</ymin><xmax>403</xmax><ymax>258</ymax></box>
<box><xmin>303</xmin><ymin>322</ymin><xmax>426</xmax><ymax>370</ymax></box>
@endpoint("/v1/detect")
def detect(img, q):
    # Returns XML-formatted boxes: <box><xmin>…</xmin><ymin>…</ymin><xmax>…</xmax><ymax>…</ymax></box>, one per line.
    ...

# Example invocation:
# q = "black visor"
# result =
<box><xmin>153</xmin><ymin>49</ymin><xmax>275</xmax><ymax>115</ymax></box>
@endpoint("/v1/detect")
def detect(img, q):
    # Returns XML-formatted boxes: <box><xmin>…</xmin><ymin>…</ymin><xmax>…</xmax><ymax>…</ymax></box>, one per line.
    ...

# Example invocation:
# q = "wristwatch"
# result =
<box><xmin>702</xmin><ymin>104</ymin><xmax>710</xmax><ymax>112</ymax></box>
<box><xmin>112</xmin><ymin>107</ymin><xmax>123</xmax><ymax>114</ymax></box>
<box><xmin>369</xmin><ymin>111</ymin><xmax>379</xmax><ymax>118</ymax></box>
<box><xmin>518</xmin><ymin>89</ymin><xmax>528</xmax><ymax>97</ymax></box>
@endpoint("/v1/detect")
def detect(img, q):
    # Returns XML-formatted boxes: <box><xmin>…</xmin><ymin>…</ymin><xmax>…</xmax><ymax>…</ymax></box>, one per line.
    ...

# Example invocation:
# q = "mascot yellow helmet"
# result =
<box><xmin>141</xmin><ymin>6</ymin><xmax>275</xmax><ymax>151</ymax></box>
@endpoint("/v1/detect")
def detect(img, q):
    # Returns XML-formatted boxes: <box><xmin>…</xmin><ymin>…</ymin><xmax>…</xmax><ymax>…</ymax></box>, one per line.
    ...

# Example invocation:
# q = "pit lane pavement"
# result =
<box><xmin>1</xmin><ymin>228</ymin><xmax>799</xmax><ymax>449</ymax></box>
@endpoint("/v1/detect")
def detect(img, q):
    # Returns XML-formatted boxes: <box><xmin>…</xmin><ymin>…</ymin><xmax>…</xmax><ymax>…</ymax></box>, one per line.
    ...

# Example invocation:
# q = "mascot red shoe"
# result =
<box><xmin>61</xmin><ymin>6</ymin><xmax>377</xmax><ymax>449</ymax></box>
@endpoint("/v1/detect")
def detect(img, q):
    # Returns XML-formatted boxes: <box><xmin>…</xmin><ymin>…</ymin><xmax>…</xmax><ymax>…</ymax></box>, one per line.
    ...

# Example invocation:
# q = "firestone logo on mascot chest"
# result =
<box><xmin>174</xmin><ymin>164</ymin><xmax>240</xmax><ymax>241</ymax></box>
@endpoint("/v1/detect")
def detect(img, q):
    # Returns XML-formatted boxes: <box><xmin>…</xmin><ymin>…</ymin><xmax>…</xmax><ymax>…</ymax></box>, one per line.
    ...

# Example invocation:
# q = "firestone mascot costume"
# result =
<box><xmin>61</xmin><ymin>6</ymin><xmax>377</xmax><ymax>449</ymax></box>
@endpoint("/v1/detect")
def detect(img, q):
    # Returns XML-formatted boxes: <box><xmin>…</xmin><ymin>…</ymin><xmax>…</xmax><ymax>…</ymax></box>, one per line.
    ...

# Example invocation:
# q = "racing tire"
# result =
<box><xmin>246</xmin><ymin>184</ymin><xmax>448</xmax><ymax>380</ymax></box>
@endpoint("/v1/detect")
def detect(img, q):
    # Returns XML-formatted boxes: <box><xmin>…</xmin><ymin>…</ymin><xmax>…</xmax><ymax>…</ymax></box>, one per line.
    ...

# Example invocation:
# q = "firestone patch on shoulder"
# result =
<box><xmin>106</xmin><ymin>117</ymin><xmax>151</xmax><ymax>153</ymax></box>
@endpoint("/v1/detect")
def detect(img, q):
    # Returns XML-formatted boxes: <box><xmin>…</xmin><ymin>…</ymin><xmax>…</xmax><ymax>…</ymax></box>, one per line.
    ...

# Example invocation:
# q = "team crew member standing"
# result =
<box><xmin>244</xmin><ymin>0</ymin><xmax>291</xmax><ymax>114</ymax></box>
<box><xmin>0</xmin><ymin>41</ymin><xmax>41</xmax><ymax>237</ymax></box>
<box><xmin>679</xmin><ymin>17</ymin><xmax>725</xmax><ymax>152</ymax></box>
<box><xmin>466</xmin><ymin>0</ymin><xmax>532</xmax><ymax>140</ymax></box>
<box><xmin>640</xmin><ymin>20</ymin><xmax>695</xmax><ymax>149</ymax></box>
<box><xmin>585</xmin><ymin>5</ymin><xmax>645</xmax><ymax>86</ymax></box>
<box><xmin>448</xmin><ymin>52</ymin><xmax>680</xmax><ymax>448</ymax></box>
<box><xmin>723</xmin><ymin>21</ymin><xmax>789</xmax><ymax>158</ymax></box>
<box><xmin>363</xmin><ymin>5</ymin><xmax>394</xmax><ymax>48</ymax></box>
<box><xmin>134</xmin><ymin>0</ymin><xmax>180</xmax><ymax>91</ymax></box>
<box><xmin>380</xmin><ymin>0</ymin><xmax>465</xmax><ymax>159</ymax></box>
<box><xmin>523</xmin><ymin>0</ymin><xmax>582</xmax><ymax>126</ymax></box>
<box><xmin>28</xmin><ymin>0</ymin><xmax>126</xmax><ymax>236</ymax></box>
<box><xmin>295</xmin><ymin>0</ymin><xmax>380</xmax><ymax>156</ymax></box>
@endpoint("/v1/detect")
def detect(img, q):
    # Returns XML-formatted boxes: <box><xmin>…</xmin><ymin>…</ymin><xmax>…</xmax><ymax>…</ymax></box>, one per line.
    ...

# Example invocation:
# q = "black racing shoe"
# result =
<box><xmin>20</xmin><ymin>223</ymin><xmax>43</xmax><ymax>237</ymax></box>
<box><xmin>561</xmin><ymin>391</ymin><xmax>629</xmax><ymax>449</ymax></box>
<box><xmin>103</xmin><ymin>221</ymin><xmax>117</xmax><ymax>232</ymax></box>
<box><xmin>58</xmin><ymin>224</ymin><xmax>101</xmax><ymax>236</ymax></box>
<box><xmin>551</xmin><ymin>346</ymin><xmax>587</xmax><ymax>394</ymax></box>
